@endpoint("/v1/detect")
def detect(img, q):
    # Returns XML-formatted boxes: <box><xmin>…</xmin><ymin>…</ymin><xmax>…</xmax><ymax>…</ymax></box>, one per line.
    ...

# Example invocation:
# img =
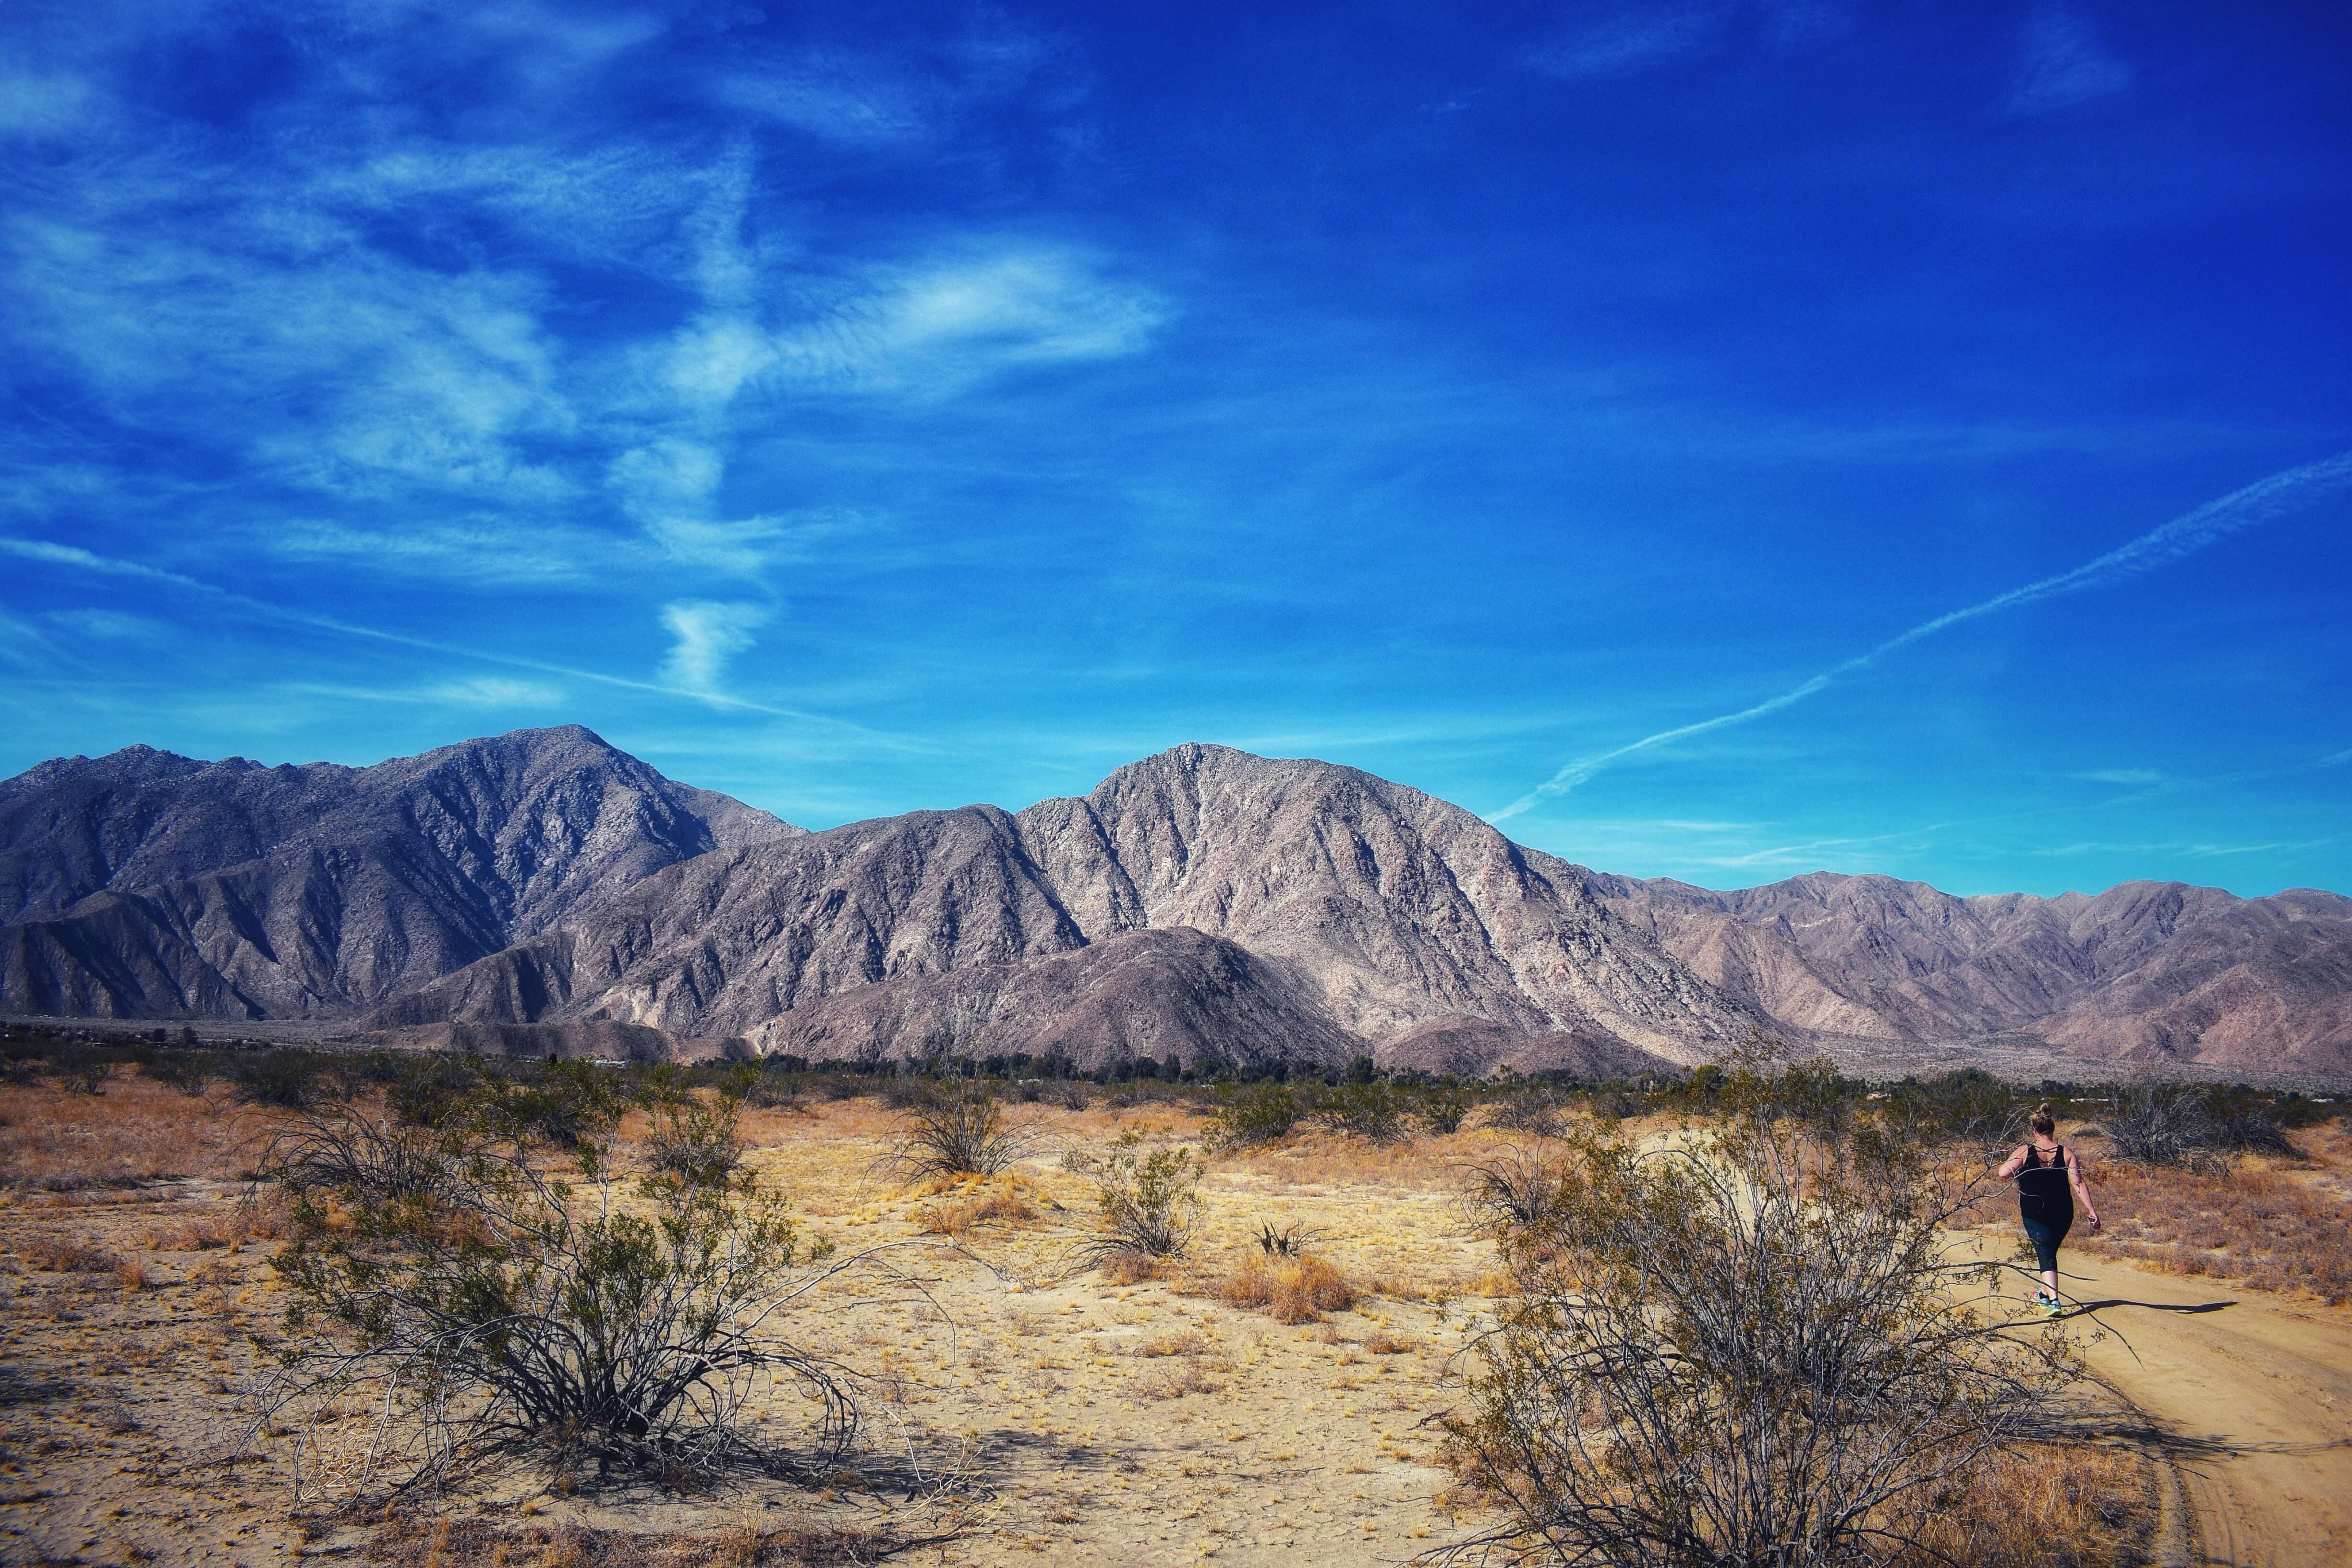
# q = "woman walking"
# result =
<box><xmin>1999</xmin><ymin>1103</ymin><xmax>2101</xmax><ymax>1314</ymax></box>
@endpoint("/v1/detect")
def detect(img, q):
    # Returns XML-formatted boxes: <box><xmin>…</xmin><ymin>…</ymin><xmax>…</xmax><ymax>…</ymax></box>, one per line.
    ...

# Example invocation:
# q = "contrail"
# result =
<box><xmin>1490</xmin><ymin>450</ymin><xmax>2352</xmax><ymax>822</ymax></box>
<box><xmin>0</xmin><ymin>537</ymin><xmax>882</xmax><ymax>735</ymax></box>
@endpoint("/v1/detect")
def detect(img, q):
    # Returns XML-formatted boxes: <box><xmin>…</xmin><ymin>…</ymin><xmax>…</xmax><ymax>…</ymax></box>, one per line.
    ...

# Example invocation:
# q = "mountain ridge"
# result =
<box><xmin>3</xmin><ymin>729</ymin><xmax>2346</xmax><ymax>1081</ymax></box>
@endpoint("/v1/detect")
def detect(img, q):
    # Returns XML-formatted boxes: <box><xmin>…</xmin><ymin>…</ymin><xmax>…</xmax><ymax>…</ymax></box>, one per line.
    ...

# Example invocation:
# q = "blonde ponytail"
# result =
<box><xmin>2029</xmin><ymin>1102</ymin><xmax>2057</xmax><ymax>1137</ymax></box>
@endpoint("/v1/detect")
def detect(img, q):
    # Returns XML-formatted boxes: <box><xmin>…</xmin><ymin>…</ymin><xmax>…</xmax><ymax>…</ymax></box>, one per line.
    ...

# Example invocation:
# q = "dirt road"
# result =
<box><xmin>2067</xmin><ymin>1253</ymin><xmax>2352</xmax><ymax>1568</ymax></box>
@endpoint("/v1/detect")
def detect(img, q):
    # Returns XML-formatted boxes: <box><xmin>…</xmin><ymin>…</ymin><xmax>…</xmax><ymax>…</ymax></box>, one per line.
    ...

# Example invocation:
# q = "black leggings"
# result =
<box><xmin>2021</xmin><ymin>1212</ymin><xmax>2072</xmax><ymax>1274</ymax></box>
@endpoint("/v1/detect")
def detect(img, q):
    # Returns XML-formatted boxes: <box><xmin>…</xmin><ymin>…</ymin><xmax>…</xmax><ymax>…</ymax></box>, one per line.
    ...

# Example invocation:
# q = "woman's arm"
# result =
<box><xmin>1997</xmin><ymin>1144</ymin><xmax>2028</xmax><ymax>1179</ymax></box>
<box><xmin>2067</xmin><ymin>1147</ymin><xmax>2100</xmax><ymax>1228</ymax></box>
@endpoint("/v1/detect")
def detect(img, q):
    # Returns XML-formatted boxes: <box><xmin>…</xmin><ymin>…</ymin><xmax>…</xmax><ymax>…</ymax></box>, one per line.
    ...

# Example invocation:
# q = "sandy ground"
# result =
<box><xmin>1</xmin><ymin>1082</ymin><xmax>2343</xmax><ymax>1566</ymax></box>
<box><xmin>0</xmin><ymin>1093</ymin><xmax>1498</xmax><ymax>1566</ymax></box>
<box><xmin>2065</xmin><ymin>1251</ymin><xmax>2352</xmax><ymax>1568</ymax></box>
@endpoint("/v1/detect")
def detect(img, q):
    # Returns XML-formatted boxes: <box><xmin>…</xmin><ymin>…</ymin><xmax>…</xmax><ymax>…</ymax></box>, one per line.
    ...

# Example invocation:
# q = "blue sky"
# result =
<box><xmin>2</xmin><ymin>1</ymin><xmax>2348</xmax><ymax>898</ymax></box>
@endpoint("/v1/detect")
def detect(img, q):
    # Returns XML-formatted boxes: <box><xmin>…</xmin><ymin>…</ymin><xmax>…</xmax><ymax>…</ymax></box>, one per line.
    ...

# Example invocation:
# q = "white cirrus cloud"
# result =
<box><xmin>659</xmin><ymin>599</ymin><xmax>772</xmax><ymax>693</ymax></box>
<box><xmin>2007</xmin><ymin>7</ymin><xmax>2134</xmax><ymax>115</ymax></box>
<box><xmin>766</xmin><ymin>245</ymin><xmax>1166</xmax><ymax>396</ymax></box>
<box><xmin>1526</xmin><ymin>1</ymin><xmax>1740</xmax><ymax>79</ymax></box>
<box><xmin>42</xmin><ymin>609</ymin><xmax>166</xmax><ymax>641</ymax></box>
<box><xmin>259</xmin><ymin>517</ymin><xmax>624</xmax><ymax>586</ymax></box>
<box><xmin>425</xmin><ymin>676</ymin><xmax>566</xmax><ymax>708</ymax></box>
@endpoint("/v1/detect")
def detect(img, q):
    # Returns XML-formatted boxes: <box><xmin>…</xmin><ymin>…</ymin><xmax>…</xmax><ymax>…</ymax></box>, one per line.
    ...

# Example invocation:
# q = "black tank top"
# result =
<box><xmin>2017</xmin><ymin>1143</ymin><xmax>2073</xmax><ymax>1223</ymax></box>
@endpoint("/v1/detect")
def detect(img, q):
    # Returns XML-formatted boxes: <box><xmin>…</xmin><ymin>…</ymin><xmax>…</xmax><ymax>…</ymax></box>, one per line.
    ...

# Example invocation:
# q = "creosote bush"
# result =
<box><xmin>886</xmin><ymin>1078</ymin><xmax>1035</xmax><ymax>1181</ymax></box>
<box><xmin>1418</xmin><ymin>1082</ymin><xmax>1473</xmax><ymax>1135</ymax></box>
<box><xmin>255</xmin><ymin>1072</ymin><xmax>879</xmax><ymax>1499</ymax></box>
<box><xmin>1080</xmin><ymin>1137</ymin><xmax>1204</xmax><ymax>1273</ymax></box>
<box><xmin>641</xmin><ymin>1077</ymin><xmax>750</xmax><ymax>1193</ymax></box>
<box><xmin>2094</xmin><ymin>1080</ymin><xmax>2298</xmax><ymax>1170</ymax></box>
<box><xmin>1312</xmin><ymin>1080</ymin><xmax>1406</xmax><ymax>1143</ymax></box>
<box><xmin>1443</xmin><ymin>1052</ymin><xmax>2086</xmax><ymax>1568</ymax></box>
<box><xmin>1461</xmin><ymin>1144</ymin><xmax>1562</xmax><ymax>1234</ymax></box>
<box><xmin>1208</xmin><ymin>1081</ymin><xmax>1301</xmax><ymax>1149</ymax></box>
<box><xmin>230</xmin><ymin>1048</ymin><xmax>331</xmax><ymax>1110</ymax></box>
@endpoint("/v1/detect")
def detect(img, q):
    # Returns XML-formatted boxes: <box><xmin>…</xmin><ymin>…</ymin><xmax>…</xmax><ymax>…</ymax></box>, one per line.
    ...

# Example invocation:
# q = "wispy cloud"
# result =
<box><xmin>1492</xmin><ymin>450</ymin><xmax>2352</xmax><ymax>820</ymax></box>
<box><xmin>1524</xmin><ymin>0</ymin><xmax>1849</xmax><ymax>80</ymax></box>
<box><xmin>2008</xmin><ymin>7</ymin><xmax>2135</xmax><ymax>115</ymax></box>
<box><xmin>764</xmin><ymin>245</ymin><xmax>1165</xmax><ymax>396</ymax></box>
<box><xmin>262</xmin><ymin>519</ymin><xmax>608</xmax><ymax>585</ymax></box>
<box><xmin>659</xmin><ymin>600</ymin><xmax>773</xmax><ymax>694</ymax></box>
<box><xmin>1</xmin><ymin>535</ymin><xmax>869</xmax><ymax>728</ymax></box>
<box><xmin>2070</xmin><ymin>768</ymin><xmax>2163</xmax><ymax>787</ymax></box>
<box><xmin>1527</xmin><ymin>2</ymin><xmax>1738</xmax><ymax>79</ymax></box>
<box><xmin>41</xmin><ymin>609</ymin><xmax>165</xmax><ymax>642</ymax></box>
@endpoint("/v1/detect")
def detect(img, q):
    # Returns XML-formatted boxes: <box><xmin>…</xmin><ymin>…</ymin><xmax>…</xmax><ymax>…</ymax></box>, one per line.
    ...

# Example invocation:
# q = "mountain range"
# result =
<box><xmin>4</xmin><ymin>727</ymin><xmax>2346</xmax><ymax>1082</ymax></box>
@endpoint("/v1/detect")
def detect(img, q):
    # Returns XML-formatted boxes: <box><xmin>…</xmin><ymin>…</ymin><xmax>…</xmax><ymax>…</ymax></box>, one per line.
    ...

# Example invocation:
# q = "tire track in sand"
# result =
<box><xmin>2065</xmin><ymin>1253</ymin><xmax>2352</xmax><ymax>1567</ymax></box>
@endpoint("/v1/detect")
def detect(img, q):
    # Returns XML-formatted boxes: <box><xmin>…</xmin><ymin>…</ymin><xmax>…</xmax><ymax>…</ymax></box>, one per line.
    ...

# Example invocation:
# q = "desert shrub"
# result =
<box><xmin>1080</xmin><ymin>1139</ymin><xmax>1204</xmax><ymax>1268</ymax></box>
<box><xmin>230</xmin><ymin>1049</ymin><xmax>331</xmax><ymax>1110</ymax></box>
<box><xmin>1252</xmin><ymin>1219</ymin><xmax>1321</xmax><ymax>1257</ymax></box>
<box><xmin>1312</xmin><ymin>1081</ymin><xmax>1406</xmax><ymax>1143</ymax></box>
<box><xmin>384</xmin><ymin>1053</ymin><xmax>489</xmax><ymax>1127</ymax></box>
<box><xmin>257</xmin><ymin>1102</ymin><xmax>495</xmax><ymax>1210</ymax></box>
<box><xmin>740</xmin><ymin>1064</ymin><xmax>801</xmax><ymax>1110</ymax></box>
<box><xmin>1221</xmin><ymin>1252</ymin><xmax>1356</xmax><ymax>1324</ymax></box>
<box><xmin>2203</xmin><ymin>1089</ymin><xmax>2299</xmax><ymax>1157</ymax></box>
<box><xmin>885</xmin><ymin>1078</ymin><xmax>1033</xmax><ymax>1181</ymax></box>
<box><xmin>1208</xmin><ymin>1082</ymin><xmax>1300</xmax><ymax>1148</ymax></box>
<box><xmin>257</xmin><ymin>1085</ymin><xmax>871</xmax><ymax>1497</ymax></box>
<box><xmin>1460</xmin><ymin>1144</ymin><xmax>1562</xmax><ymax>1234</ymax></box>
<box><xmin>1888</xmin><ymin>1069</ymin><xmax>2023</xmax><ymax>1159</ymax></box>
<box><xmin>474</xmin><ymin>1058</ymin><xmax>629</xmax><ymax>1149</ymax></box>
<box><xmin>2088</xmin><ymin>1081</ymin><xmax>2297</xmax><ymax>1169</ymax></box>
<box><xmin>1444</xmin><ymin>1055</ymin><xmax>2084</xmax><ymax>1568</ymax></box>
<box><xmin>1487</xmin><ymin>1082</ymin><xmax>1565</xmax><ymax>1137</ymax></box>
<box><xmin>46</xmin><ymin>1047</ymin><xmax>115</xmax><ymax>1096</ymax></box>
<box><xmin>641</xmin><ymin>1085</ymin><xmax>748</xmax><ymax>1195</ymax></box>
<box><xmin>1418</xmin><ymin>1082</ymin><xmax>1472</xmax><ymax>1135</ymax></box>
<box><xmin>144</xmin><ymin>1052</ymin><xmax>214</xmax><ymax>1097</ymax></box>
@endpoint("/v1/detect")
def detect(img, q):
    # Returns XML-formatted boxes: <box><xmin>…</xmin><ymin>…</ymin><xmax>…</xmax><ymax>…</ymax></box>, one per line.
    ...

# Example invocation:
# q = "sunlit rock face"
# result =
<box><xmin>6</xmin><ymin>732</ymin><xmax>2348</xmax><ymax>1080</ymax></box>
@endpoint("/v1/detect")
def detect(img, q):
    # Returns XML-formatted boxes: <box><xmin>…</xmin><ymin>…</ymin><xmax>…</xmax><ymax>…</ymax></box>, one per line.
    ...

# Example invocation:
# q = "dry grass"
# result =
<box><xmin>0</xmin><ymin>1073</ymin><xmax>275</xmax><ymax>1189</ymax></box>
<box><xmin>1219</xmin><ymin>1252</ymin><xmax>1357</xmax><ymax>1323</ymax></box>
<box><xmin>913</xmin><ymin>1173</ymin><xmax>1038</xmax><ymax>1237</ymax></box>
<box><xmin>364</xmin><ymin>1515</ymin><xmax>921</xmax><ymax>1567</ymax></box>
<box><xmin>2077</xmin><ymin>1158</ymin><xmax>2352</xmax><ymax>1305</ymax></box>
<box><xmin>19</xmin><ymin>1234</ymin><xmax>121</xmax><ymax>1272</ymax></box>
<box><xmin>1897</xmin><ymin>1442</ymin><xmax>2149</xmax><ymax>1568</ymax></box>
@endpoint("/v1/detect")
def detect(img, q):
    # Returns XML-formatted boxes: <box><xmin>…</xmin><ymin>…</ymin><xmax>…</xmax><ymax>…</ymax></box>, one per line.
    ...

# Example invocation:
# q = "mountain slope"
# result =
<box><xmin>388</xmin><ymin>744</ymin><xmax>1763</xmax><ymax>1066</ymax></box>
<box><xmin>1588</xmin><ymin>872</ymin><xmax>2352</xmax><ymax>1073</ymax></box>
<box><xmin>0</xmin><ymin>728</ymin><xmax>798</xmax><ymax>1018</ymax></box>
<box><xmin>6</xmin><ymin>731</ymin><xmax>2346</xmax><ymax>1080</ymax></box>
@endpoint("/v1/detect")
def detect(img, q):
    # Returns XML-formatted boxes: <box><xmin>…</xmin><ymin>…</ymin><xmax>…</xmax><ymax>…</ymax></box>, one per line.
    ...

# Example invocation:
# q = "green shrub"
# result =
<box><xmin>886</xmin><ymin>1079</ymin><xmax>1034</xmax><ymax>1179</ymax></box>
<box><xmin>1082</xmin><ymin>1138</ymin><xmax>1204</xmax><ymax>1267</ymax></box>
<box><xmin>259</xmin><ymin>1085</ymin><xmax>857</xmax><ymax>1495</ymax></box>
<box><xmin>1417</xmin><ymin>1082</ymin><xmax>1472</xmax><ymax>1135</ymax></box>
<box><xmin>1448</xmin><ymin>1056</ymin><xmax>2085</xmax><ymax>1567</ymax></box>
<box><xmin>229</xmin><ymin>1048</ymin><xmax>328</xmax><ymax>1109</ymax></box>
<box><xmin>1311</xmin><ymin>1080</ymin><xmax>1406</xmax><ymax>1142</ymax></box>
<box><xmin>1208</xmin><ymin>1082</ymin><xmax>1301</xmax><ymax>1149</ymax></box>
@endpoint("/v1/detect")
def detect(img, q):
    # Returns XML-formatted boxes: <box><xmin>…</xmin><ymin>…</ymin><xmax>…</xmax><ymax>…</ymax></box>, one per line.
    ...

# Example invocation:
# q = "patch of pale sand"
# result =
<box><xmin>2061</xmin><ymin>1251</ymin><xmax>2352</xmax><ymax>1568</ymax></box>
<box><xmin>0</xmin><ymin>1094</ymin><xmax>1513</xmax><ymax>1567</ymax></box>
